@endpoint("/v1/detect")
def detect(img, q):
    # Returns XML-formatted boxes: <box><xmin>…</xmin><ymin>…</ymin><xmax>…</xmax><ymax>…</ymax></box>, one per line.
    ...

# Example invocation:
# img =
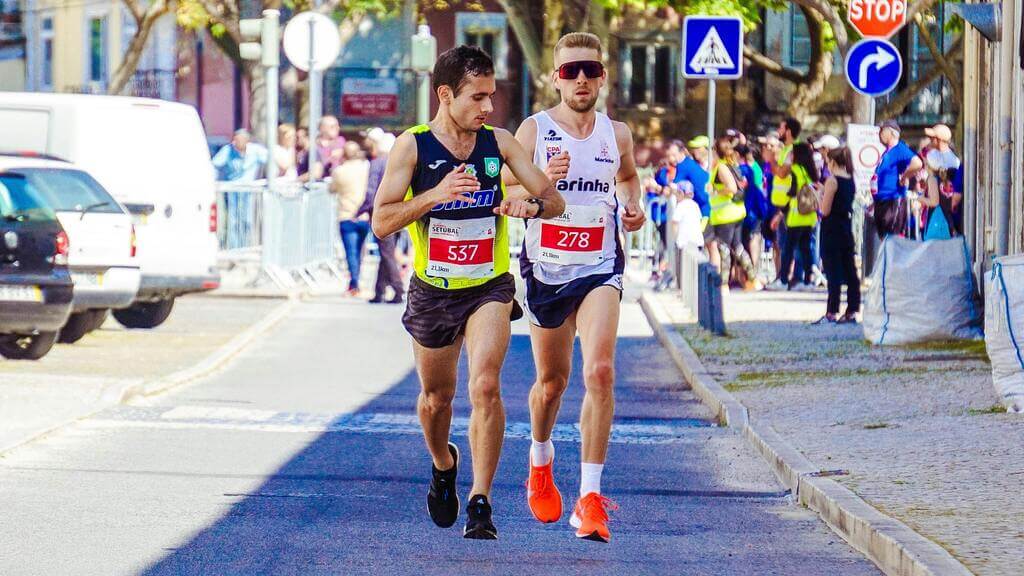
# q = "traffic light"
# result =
<box><xmin>239</xmin><ymin>9</ymin><xmax>280</xmax><ymax>67</ymax></box>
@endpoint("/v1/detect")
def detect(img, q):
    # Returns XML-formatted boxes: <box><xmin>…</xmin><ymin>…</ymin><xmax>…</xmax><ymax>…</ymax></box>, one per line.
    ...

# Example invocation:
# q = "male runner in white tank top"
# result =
<box><xmin>502</xmin><ymin>32</ymin><xmax>645</xmax><ymax>543</ymax></box>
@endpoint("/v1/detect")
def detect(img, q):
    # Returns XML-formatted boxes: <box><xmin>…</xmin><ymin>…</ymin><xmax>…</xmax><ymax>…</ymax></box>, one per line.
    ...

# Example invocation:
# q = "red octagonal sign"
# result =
<box><xmin>848</xmin><ymin>0</ymin><xmax>907</xmax><ymax>38</ymax></box>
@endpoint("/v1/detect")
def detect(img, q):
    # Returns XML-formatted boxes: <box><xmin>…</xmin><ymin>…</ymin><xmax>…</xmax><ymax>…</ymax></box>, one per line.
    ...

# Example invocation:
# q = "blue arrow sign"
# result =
<box><xmin>845</xmin><ymin>39</ymin><xmax>903</xmax><ymax>97</ymax></box>
<box><xmin>682</xmin><ymin>16</ymin><xmax>744</xmax><ymax>80</ymax></box>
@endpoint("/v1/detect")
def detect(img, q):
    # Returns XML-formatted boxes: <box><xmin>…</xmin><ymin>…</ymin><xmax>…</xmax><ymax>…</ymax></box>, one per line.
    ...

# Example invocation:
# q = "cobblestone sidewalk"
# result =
<box><xmin>662</xmin><ymin>289</ymin><xmax>1022</xmax><ymax>576</ymax></box>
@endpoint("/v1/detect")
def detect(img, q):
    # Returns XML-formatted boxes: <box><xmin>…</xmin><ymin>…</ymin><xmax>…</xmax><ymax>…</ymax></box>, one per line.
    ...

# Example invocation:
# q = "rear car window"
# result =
<box><xmin>0</xmin><ymin>173</ymin><xmax>57</xmax><ymax>221</ymax></box>
<box><xmin>6</xmin><ymin>168</ymin><xmax>122</xmax><ymax>214</ymax></box>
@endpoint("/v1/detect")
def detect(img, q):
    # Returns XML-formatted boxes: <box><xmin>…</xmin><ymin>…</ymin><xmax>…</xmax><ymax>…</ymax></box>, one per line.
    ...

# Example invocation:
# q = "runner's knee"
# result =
<box><xmin>536</xmin><ymin>373</ymin><xmax>569</xmax><ymax>403</ymax></box>
<box><xmin>469</xmin><ymin>372</ymin><xmax>502</xmax><ymax>406</ymax></box>
<box><xmin>421</xmin><ymin>388</ymin><xmax>455</xmax><ymax>413</ymax></box>
<box><xmin>583</xmin><ymin>359</ymin><xmax>615</xmax><ymax>396</ymax></box>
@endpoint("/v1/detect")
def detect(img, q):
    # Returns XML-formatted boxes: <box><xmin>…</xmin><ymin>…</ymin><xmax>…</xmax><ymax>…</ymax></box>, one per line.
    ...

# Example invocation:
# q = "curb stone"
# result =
<box><xmin>638</xmin><ymin>289</ymin><xmax>974</xmax><ymax>576</ymax></box>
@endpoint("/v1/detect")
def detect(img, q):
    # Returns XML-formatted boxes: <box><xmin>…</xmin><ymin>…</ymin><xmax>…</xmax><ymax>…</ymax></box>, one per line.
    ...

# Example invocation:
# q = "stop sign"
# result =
<box><xmin>848</xmin><ymin>0</ymin><xmax>907</xmax><ymax>38</ymax></box>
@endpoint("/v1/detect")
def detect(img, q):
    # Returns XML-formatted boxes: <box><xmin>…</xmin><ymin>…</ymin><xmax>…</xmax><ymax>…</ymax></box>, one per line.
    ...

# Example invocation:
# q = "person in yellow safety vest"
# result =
<box><xmin>767</xmin><ymin>117</ymin><xmax>801</xmax><ymax>290</ymax></box>
<box><xmin>777</xmin><ymin>142</ymin><xmax>820</xmax><ymax>291</ymax></box>
<box><xmin>709</xmin><ymin>138</ymin><xmax>762</xmax><ymax>291</ymax></box>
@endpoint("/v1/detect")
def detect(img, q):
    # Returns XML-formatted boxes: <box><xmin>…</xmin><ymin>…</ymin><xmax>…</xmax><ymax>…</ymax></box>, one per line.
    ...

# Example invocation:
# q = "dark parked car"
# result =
<box><xmin>0</xmin><ymin>162</ymin><xmax>74</xmax><ymax>359</ymax></box>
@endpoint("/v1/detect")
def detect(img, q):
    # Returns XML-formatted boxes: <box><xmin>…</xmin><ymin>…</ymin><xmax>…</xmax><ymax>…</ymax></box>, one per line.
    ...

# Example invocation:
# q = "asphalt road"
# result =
<box><xmin>0</xmin><ymin>296</ymin><xmax>880</xmax><ymax>575</ymax></box>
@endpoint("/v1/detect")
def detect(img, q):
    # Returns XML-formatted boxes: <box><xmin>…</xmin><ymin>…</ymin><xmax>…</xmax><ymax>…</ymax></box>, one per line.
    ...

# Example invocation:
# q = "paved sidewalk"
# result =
<box><xmin>0</xmin><ymin>296</ymin><xmax>285</xmax><ymax>454</ymax></box>
<box><xmin>659</xmin><ymin>288</ymin><xmax>1021</xmax><ymax>575</ymax></box>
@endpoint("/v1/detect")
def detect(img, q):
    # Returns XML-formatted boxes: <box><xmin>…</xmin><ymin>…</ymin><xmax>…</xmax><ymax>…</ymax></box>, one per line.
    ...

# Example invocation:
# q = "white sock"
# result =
<box><xmin>580</xmin><ymin>462</ymin><xmax>604</xmax><ymax>496</ymax></box>
<box><xmin>530</xmin><ymin>439</ymin><xmax>554</xmax><ymax>466</ymax></box>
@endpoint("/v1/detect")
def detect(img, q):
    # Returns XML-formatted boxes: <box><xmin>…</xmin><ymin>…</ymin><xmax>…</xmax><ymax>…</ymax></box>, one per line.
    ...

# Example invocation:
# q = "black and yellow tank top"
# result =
<box><xmin>405</xmin><ymin>124</ymin><xmax>509</xmax><ymax>290</ymax></box>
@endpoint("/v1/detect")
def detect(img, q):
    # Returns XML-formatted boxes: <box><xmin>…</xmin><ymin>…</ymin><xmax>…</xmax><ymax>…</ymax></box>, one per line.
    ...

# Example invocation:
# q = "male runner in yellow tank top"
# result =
<box><xmin>372</xmin><ymin>45</ymin><xmax>564</xmax><ymax>540</ymax></box>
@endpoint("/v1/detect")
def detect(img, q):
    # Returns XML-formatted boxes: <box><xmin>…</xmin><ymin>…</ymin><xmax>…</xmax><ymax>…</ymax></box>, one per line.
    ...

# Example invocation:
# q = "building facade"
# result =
<box><xmin>961</xmin><ymin>0</ymin><xmax>1024</xmax><ymax>275</ymax></box>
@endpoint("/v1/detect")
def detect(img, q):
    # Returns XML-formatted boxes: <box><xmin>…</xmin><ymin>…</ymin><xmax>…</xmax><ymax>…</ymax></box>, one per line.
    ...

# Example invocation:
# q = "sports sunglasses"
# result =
<box><xmin>557</xmin><ymin>60</ymin><xmax>605</xmax><ymax>80</ymax></box>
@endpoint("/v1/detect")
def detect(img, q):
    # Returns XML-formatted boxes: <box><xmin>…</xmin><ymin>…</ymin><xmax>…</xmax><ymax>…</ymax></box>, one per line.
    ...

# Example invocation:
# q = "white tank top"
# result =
<box><xmin>523</xmin><ymin>110</ymin><xmax>623</xmax><ymax>284</ymax></box>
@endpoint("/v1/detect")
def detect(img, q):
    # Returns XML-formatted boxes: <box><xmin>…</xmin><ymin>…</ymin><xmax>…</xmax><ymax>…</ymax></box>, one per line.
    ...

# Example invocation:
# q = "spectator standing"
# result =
<box><xmin>768</xmin><ymin>118</ymin><xmax>801</xmax><ymax>289</ymax></box>
<box><xmin>364</xmin><ymin>129</ymin><xmax>404</xmax><ymax>304</ymax></box>
<box><xmin>672</xmin><ymin>183</ymin><xmax>705</xmax><ymax>251</ymax></box>
<box><xmin>919</xmin><ymin>124</ymin><xmax>962</xmax><ymax>239</ymax></box>
<box><xmin>331</xmin><ymin>141</ymin><xmax>371</xmax><ymax>296</ymax></box>
<box><xmin>296</xmin><ymin>126</ymin><xmax>312</xmax><ymax>181</ymax></box>
<box><xmin>315</xmin><ymin>115</ymin><xmax>347</xmax><ymax>178</ymax></box>
<box><xmin>679</xmin><ymin>135</ymin><xmax>715</xmax><ymax>269</ymax></box>
<box><xmin>873</xmin><ymin>119</ymin><xmax>923</xmax><ymax>238</ymax></box>
<box><xmin>211</xmin><ymin>129</ymin><xmax>268</xmax><ymax>182</ymax></box>
<box><xmin>778</xmin><ymin>143</ymin><xmax>819</xmax><ymax>291</ymax></box>
<box><xmin>709</xmin><ymin>138</ymin><xmax>760</xmax><ymax>290</ymax></box>
<box><xmin>273</xmin><ymin>123</ymin><xmax>298</xmax><ymax>180</ymax></box>
<box><xmin>736</xmin><ymin>144</ymin><xmax>768</xmax><ymax>283</ymax></box>
<box><xmin>818</xmin><ymin>147</ymin><xmax>861</xmax><ymax>323</ymax></box>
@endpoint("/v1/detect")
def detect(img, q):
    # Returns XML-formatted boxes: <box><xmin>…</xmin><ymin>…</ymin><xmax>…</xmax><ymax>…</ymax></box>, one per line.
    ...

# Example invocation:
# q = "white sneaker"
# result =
<box><xmin>766</xmin><ymin>279</ymin><xmax>786</xmax><ymax>291</ymax></box>
<box><xmin>795</xmin><ymin>283</ymin><xmax>816</xmax><ymax>292</ymax></box>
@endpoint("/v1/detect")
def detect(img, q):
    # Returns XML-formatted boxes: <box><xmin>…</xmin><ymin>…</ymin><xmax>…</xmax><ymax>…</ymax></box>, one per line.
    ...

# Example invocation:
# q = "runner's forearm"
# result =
<box><xmin>372</xmin><ymin>190</ymin><xmax>440</xmax><ymax>238</ymax></box>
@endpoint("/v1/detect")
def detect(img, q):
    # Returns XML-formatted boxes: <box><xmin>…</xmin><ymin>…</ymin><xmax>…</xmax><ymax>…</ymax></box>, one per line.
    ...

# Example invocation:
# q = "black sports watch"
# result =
<box><xmin>525</xmin><ymin>197</ymin><xmax>544</xmax><ymax>219</ymax></box>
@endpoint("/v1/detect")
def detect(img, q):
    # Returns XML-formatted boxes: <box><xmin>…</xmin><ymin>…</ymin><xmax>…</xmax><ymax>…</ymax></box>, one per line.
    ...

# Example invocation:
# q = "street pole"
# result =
<box><xmin>264</xmin><ymin>9</ymin><xmax>280</xmax><ymax>187</ymax></box>
<box><xmin>307</xmin><ymin>15</ymin><xmax>320</xmax><ymax>178</ymax></box>
<box><xmin>417</xmin><ymin>72</ymin><xmax>430</xmax><ymax>125</ymax></box>
<box><xmin>410</xmin><ymin>24</ymin><xmax>436</xmax><ymax>126</ymax></box>
<box><xmin>706</xmin><ymin>79</ymin><xmax>716</xmax><ymax>156</ymax></box>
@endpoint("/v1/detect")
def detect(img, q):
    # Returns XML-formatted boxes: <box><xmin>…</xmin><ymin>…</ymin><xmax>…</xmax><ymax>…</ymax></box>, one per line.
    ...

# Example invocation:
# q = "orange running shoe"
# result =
<box><xmin>569</xmin><ymin>492</ymin><xmax>618</xmax><ymax>543</ymax></box>
<box><xmin>526</xmin><ymin>455</ymin><xmax>563</xmax><ymax>523</ymax></box>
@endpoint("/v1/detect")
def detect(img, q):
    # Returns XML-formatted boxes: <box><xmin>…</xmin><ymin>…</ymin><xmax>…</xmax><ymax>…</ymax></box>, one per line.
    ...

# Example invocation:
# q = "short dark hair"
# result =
<box><xmin>783</xmin><ymin>117</ymin><xmax>802</xmax><ymax>139</ymax></box>
<box><xmin>432</xmin><ymin>45</ymin><xmax>495</xmax><ymax>97</ymax></box>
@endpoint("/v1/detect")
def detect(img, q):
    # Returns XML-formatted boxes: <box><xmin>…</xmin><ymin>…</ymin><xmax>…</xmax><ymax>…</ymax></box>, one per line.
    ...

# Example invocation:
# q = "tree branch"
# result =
<box><xmin>878</xmin><ymin>34</ymin><xmax>963</xmax><ymax>118</ymax></box>
<box><xmin>497</xmin><ymin>0</ymin><xmax>544</xmax><ymax>78</ymax></box>
<box><xmin>792</xmin><ymin>0</ymin><xmax>848</xmax><ymax>51</ymax></box>
<box><xmin>122</xmin><ymin>0</ymin><xmax>144</xmax><ymax>24</ymax></box>
<box><xmin>743</xmin><ymin>46</ymin><xmax>806</xmax><ymax>83</ymax></box>
<box><xmin>913</xmin><ymin>12</ymin><xmax>961</xmax><ymax>106</ymax></box>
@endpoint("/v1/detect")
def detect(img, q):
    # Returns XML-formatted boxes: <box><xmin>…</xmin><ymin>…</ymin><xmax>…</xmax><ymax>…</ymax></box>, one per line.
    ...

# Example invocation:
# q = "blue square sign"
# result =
<box><xmin>682</xmin><ymin>16</ymin><xmax>744</xmax><ymax>80</ymax></box>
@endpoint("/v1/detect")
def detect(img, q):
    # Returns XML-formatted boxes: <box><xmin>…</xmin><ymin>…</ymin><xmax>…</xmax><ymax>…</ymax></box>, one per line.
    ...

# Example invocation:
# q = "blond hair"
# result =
<box><xmin>278</xmin><ymin>123</ymin><xmax>296</xmax><ymax>141</ymax></box>
<box><xmin>554</xmin><ymin>32</ymin><xmax>603</xmax><ymax>63</ymax></box>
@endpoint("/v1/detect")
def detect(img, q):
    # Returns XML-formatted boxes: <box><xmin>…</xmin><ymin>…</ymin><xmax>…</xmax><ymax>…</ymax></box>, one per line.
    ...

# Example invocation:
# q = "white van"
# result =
<box><xmin>0</xmin><ymin>93</ymin><xmax>219</xmax><ymax>328</ymax></box>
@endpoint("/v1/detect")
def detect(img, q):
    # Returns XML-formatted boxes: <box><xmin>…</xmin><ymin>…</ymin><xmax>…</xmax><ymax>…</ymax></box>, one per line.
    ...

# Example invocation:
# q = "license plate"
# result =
<box><xmin>72</xmin><ymin>272</ymin><xmax>104</xmax><ymax>287</ymax></box>
<box><xmin>0</xmin><ymin>284</ymin><xmax>42</xmax><ymax>302</ymax></box>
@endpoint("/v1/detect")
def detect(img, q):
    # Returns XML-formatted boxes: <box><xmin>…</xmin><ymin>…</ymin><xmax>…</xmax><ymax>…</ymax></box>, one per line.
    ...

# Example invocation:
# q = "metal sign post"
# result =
<box><xmin>307</xmin><ymin>17</ymin><xmax>320</xmax><ymax>173</ymax></box>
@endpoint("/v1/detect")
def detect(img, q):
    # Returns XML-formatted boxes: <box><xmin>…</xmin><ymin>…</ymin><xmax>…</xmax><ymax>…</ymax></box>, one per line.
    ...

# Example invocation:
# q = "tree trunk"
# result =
<box><xmin>107</xmin><ymin>1</ymin><xmax>170</xmax><ymax>95</ymax></box>
<box><xmin>786</xmin><ymin>5</ymin><xmax>832</xmax><ymax>118</ymax></box>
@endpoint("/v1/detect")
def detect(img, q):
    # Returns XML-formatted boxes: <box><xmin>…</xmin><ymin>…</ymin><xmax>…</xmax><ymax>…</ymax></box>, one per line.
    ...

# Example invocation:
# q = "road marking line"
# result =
<box><xmin>83</xmin><ymin>406</ymin><xmax>712</xmax><ymax>445</ymax></box>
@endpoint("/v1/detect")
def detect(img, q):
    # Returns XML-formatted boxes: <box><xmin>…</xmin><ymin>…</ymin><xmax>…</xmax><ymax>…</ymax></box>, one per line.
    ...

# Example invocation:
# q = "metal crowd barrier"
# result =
<box><xmin>629</xmin><ymin>193</ymin><xmax>725</xmax><ymax>335</ymax></box>
<box><xmin>217</xmin><ymin>181</ymin><xmax>344</xmax><ymax>290</ymax></box>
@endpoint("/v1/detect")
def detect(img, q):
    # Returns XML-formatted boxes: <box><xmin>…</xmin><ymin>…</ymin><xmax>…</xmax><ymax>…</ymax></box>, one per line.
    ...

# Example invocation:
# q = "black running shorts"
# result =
<box><xmin>402</xmin><ymin>273</ymin><xmax>521</xmax><ymax>349</ymax></box>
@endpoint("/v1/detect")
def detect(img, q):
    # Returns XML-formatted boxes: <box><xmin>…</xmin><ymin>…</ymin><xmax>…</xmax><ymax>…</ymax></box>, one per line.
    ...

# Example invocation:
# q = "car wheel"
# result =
<box><xmin>58</xmin><ymin>311</ymin><xmax>94</xmax><ymax>344</ymax></box>
<box><xmin>87</xmin><ymin>309</ymin><xmax>110</xmax><ymax>332</ymax></box>
<box><xmin>0</xmin><ymin>332</ymin><xmax>59</xmax><ymax>360</ymax></box>
<box><xmin>112</xmin><ymin>298</ymin><xmax>175</xmax><ymax>329</ymax></box>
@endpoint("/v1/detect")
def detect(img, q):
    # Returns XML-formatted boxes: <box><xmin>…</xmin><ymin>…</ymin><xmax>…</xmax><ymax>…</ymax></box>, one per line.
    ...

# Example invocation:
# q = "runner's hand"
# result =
<box><xmin>493</xmin><ymin>198</ymin><xmax>538</xmax><ymax>218</ymax></box>
<box><xmin>430</xmin><ymin>164</ymin><xmax>479</xmax><ymax>205</ymax></box>
<box><xmin>545</xmin><ymin>151</ymin><xmax>570</xmax><ymax>182</ymax></box>
<box><xmin>622</xmin><ymin>199</ymin><xmax>646</xmax><ymax>232</ymax></box>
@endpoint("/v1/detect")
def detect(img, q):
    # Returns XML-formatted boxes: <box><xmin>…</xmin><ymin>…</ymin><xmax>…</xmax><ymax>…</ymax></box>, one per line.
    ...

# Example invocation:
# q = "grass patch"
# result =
<box><xmin>967</xmin><ymin>404</ymin><xmax>1008</xmax><ymax>415</ymax></box>
<box><xmin>902</xmin><ymin>339</ymin><xmax>989</xmax><ymax>356</ymax></box>
<box><xmin>863</xmin><ymin>422</ymin><xmax>890</xmax><ymax>430</ymax></box>
<box><xmin>729</xmin><ymin>366</ymin><xmax>931</xmax><ymax>388</ymax></box>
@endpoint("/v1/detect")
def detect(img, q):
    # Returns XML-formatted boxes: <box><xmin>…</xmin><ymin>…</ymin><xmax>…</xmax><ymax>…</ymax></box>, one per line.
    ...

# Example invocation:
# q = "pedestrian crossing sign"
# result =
<box><xmin>682</xmin><ymin>16</ymin><xmax>744</xmax><ymax>79</ymax></box>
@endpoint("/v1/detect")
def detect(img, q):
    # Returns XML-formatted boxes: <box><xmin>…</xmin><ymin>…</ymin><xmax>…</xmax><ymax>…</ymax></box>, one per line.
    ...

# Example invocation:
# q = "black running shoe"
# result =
<box><xmin>427</xmin><ymin>442</ymin><xmax>460</xmax><ymax>528</ymax></box>
<box><xmin>463</xmin><ymin>494</ymin><xmax>498</xmax><ymax>540</ymax></box>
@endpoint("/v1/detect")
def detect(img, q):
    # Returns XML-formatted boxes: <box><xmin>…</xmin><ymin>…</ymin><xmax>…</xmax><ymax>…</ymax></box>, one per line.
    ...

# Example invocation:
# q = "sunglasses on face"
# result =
<box><xmin>557</xmin><ymin>60</ymin><xmax>605</xmax><ymax>80</ymax></box>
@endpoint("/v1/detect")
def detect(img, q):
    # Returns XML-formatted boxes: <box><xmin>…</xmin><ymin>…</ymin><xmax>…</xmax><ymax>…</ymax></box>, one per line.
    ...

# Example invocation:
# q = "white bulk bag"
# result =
<box><xmin>985</xmin><ymin>254</ymin><xmax>1024</xmax><ymax>413</ymax></box>
<box><xmin>863</xmin><ymin>236</ymin><xmax>983</xmax><ymax>345</ymax></box>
